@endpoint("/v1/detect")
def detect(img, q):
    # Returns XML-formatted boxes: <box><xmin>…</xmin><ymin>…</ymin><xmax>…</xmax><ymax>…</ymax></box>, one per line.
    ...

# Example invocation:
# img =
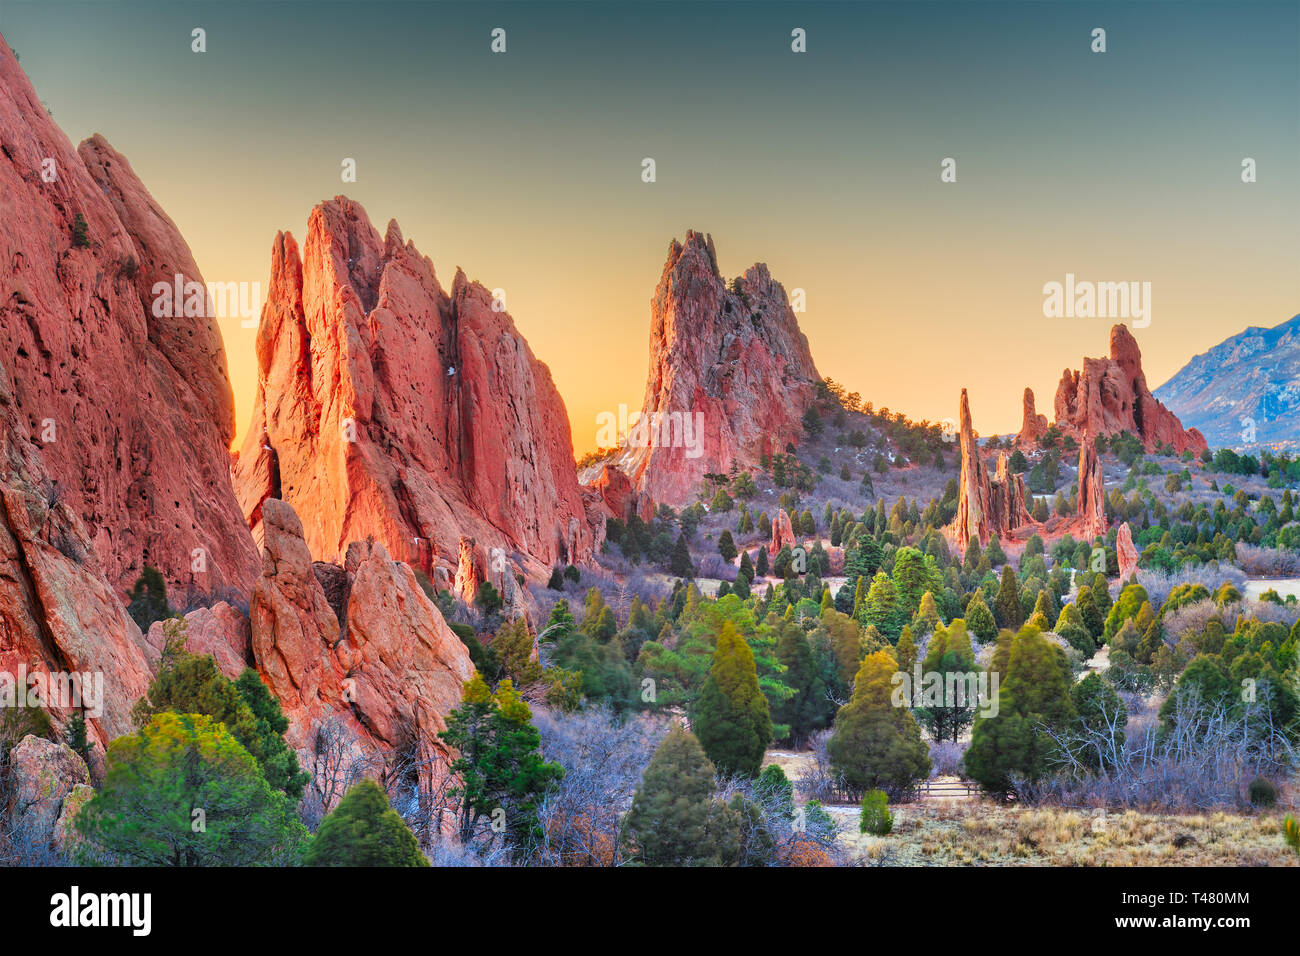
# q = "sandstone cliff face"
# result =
<box><xmin>618</xmin><ymin>231</ymin><xmax>821</xmax><ymax>507</ymax></box>
<box><xmin>951</xmin><ymin>390</ymin><xmax>1034</xmax><ymax>550</ymax></box>
<box><xmin>247</xmin><ymin>499</ymin><xmax>473</xmax><ymax>804</ymax></box>
<box><xmin>1051</xmin><ymin>325</ymin><xmax>1207</xmax><ymax>454</ymax></box>
<box><xmin>233</xmin><ymin>198</ymin><xmax>593</xmax><ymax>586</ymax></box>
<box><xmin>0</xmin><ymin>359</ymin><xmax>152</xmax><ymax>756</ymax></box>
<box><xmin>0</xmin><ymin>37</ymin><xmax>257</xmax><ymax>605</ymax></box>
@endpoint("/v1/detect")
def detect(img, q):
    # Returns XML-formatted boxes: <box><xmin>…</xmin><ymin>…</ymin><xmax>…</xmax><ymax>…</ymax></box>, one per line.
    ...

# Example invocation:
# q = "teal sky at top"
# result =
<box><xmin>2</xmin><ymin>0</ymin><xmax>1296</xmax><ymax>450</ymax></box>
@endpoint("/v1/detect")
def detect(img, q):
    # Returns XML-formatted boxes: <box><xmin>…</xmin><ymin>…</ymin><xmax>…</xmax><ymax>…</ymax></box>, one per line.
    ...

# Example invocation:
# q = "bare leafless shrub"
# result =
<box><xmin>1025</xmin><ymin>687</ymin><xmax>1297</xmax><ymax>813</ymax></box>
<box><xmin>1235</xmin><ymin>544</ymin><xmax>1300</xmax><ymax>577</ymax></box>
<box><xmin>1137</xmin><ymin>565</ymin><xmax>1246</xmax><ymax>610</ymax></box>
<box><xmin>531</xmin><ymin>705</ymin><xmax>666</xmax><ymax>866</ymax></box>
<box><xmin>928</xmin><ymin>739</ymin><xmax>967</xmax><ymax>778</ymax></box>
<box><xmin>794</xmin><ymin>728</ymin><xmax>841</xmax><ymax>803</ymax></box>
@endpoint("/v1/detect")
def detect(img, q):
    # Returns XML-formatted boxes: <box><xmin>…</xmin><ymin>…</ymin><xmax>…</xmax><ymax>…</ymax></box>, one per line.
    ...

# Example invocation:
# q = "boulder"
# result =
<box><xmin>6</xmin><ymin>735</ymin><xmax>90</xmax><ymax>846</ymax></box>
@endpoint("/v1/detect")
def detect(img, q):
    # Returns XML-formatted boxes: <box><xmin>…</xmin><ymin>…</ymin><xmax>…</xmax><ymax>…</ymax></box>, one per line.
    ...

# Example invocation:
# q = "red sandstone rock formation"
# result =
<box><xmin>586</xmin><ymin>461</ymin><xmax>652</xmax><ymax>524</ymax></box>
<box><xmin>0</xmin><ymin>36</ymin><xmax>258</xmax><ymax>604</ymax></box>
<box><xmin>1051</xmin><ymin>326</ymin><xmax>1207</xmax><ymax>454</ymax></box>
<box><xmin>145</xmin><ymin>601</ymin><xmax>250</xmax><ymax>681</ymax></box>
<box><xmin>618</xmin><ymin>231</ymin><xmax>821</xmax><ymax>506</ymax></box>
<box><xmin>1077</xmin><ymin>441</ymin><xmax>1109</xmax><ymax>542</ymax></box>
<box><xmin>1017</xmin><ymin>387</ymin><xmax>1049</xmax><ymax>447</ymax></box>
<box><xmin>1116</xmin><ymin>521</ymin><xmax>1139</xmax><ymax>581</ymax></box>
<box><xmin>951</xmin><ymin>390</ymin><xmax>1034</xmax><ymax>550</ymax></box>
<box><xmin>0</xmin><ymin>358</ymin><xmax>153</xmax><ymax>758</ymax></box>
<box><xmin>769</xmin><ymin>508</ymin><xmax>798</xmax><ymax>555</ymax></box>
<box><xmin>248</xmin><ymin>499</ymin><xmax>473</xmax><ymax>803</ymax></box>
<box><xmin>233</xmin><ymin>198</ymin><xmax>593</xmax><ymax>586</ymax></box>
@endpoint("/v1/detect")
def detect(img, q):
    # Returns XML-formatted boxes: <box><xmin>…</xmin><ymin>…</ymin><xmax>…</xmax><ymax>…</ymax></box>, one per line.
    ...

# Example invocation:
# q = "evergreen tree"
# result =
<box><xmin>1070</xmin><ymin>673</ymin><xmax>1127</xmax><ymax>772</ymax></box>
<box><xmin>718</xmin><ymin>529</ymin><xmax>738</xmax><ymax>563</ymax></box>
<box><xmin>964</xmin><ymin>625</ymin><xmax>1076</xmax><ymax>796</ymax></box>
<box><xmin>739</xmin><ymin>550</ymin><xmax>755</xmax><ymax>583</ymax></box>
<box><xmin>860</xmin><ymin>571</ymin><xmax>905</xmax><ymax>639</ymax></box>
<box><xmin>77</xmin><ymin>713</ymin><xmax>306</xmax><ymax>865</ymax></box>
<box><xmin>755</xmin><ymin>546</ymin><xmax>770</xmax><ymax>577</ymax></box>
<box><xmin>771</xmin><ymin>622</ymin><xmax>828</xmax><ymax>746</ymax></box>
<box><xmin>305</xmin><ymin>779</ymin><xmax>428</xmax><ymax>866</ymax></box>
<box><xmin>693</xmin><ymin>622</ymin><xmax>773</xmax><ymax>776</ymax></box>
<box><xmin>126</xmin><ymin>566</ymin><xmax>173</xmax><ymax>632</ymax></box>
<box><xmin>670</xmin><ymin>533</ymin><xmax>695</xmax><ymax>579</ymax></box>
<box><xmin>965</xmin><ymin>588</ymin><xmax>997</xmax><ymax>643</ymax></box>
<box><xmin>438</xmin><ymin>675</ymin><xmax>564</xmax><ymax>854</ymax></box>
<box><xmin>133</xmin><ymin>630</ymin><xmax>308</xmax><ymax>799</ymax></box>
<box><xmin>827</xmin><ymin>650</ymin><xmax>931</xmax><ymax>797</ymax></box>
<box><xmin>623</xmin><ymin>724</ymin><xmax>725</xmax><ymax>866</ymax></box>
<box><xmin>994</xmin><ymin>565</ymin><xmax>1023</xmax><ymax>629</ymax></box>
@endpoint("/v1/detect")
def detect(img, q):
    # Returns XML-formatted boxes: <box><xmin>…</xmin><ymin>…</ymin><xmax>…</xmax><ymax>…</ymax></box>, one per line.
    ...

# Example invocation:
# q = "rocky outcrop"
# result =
<box><xmin>144</xmin><ymin>601</ymin><xmax>250</xmax><ymax>681</ymax></box>
<box><xmin>452</xmin><ymin>536</ymin><xmax>486</xmax><ymax>606</ymax></box>
<box><xmin>0</xmin><ymin>36</ymin><xmax>257</xmax><ymax>605</ymax></box>
<box><xmin>1051</xmin><ymin>325</ymin><xmax>1207</xmax><ymax>454</ymax></box>
<box><xmin>951</xmin><ymin>390</ymin><xmax>1034</xmax><ymax>550</ymax></box>
<box><xmin>5</xmin><ymin>735</ymin><xmax>90</xmax><ymax>847</ymax></box>
<box><xmin>0</xmin><ymin>357</ymin><xmax>153</xmax><ymax>755</ymax></box>
<box><xmin>1016</xmin><ymin>387</ymin><xmax>1049</xmax><ymax>447</ymax></box>
<box><xmin>233</xmin><ymin>198</ymin><xmax>593</xmax><ymax>587</ymax></box>
<box><xmin>247</xmin><ymin>498</ymin><xmax>473</xmax><ymax>804</ymax></box>
<box><xmin>617</xmin><ymin>231</ymin><xmax>821</xmax><ymax>506</ymax></box>
<box><xmin>769</xmin><ymin>508</ymin><xmax>798</xmax><ymax>555</ymax></box>
<box><xmin>1077</xmin><ymin>442</ymin><xmax>1108</xmax><ymax>542</ymax></box>
<box><xmin>1116</xmin><ymin>521</ymin><xmax>1139</xmax><ymax>581</ymax></box>
<box><xmin>586</xmin><ymin>461</ymin><xmax>651</xmax><ymax>524</ymax></box>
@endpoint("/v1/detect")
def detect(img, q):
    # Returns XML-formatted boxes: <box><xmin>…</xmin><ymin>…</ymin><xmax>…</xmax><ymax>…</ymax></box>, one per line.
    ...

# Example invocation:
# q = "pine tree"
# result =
<box><xmin>994</xmin><ymin>565</ymin><xmax>1022</xmax><ymax>629</ymax></box>
<box><xmin>911</xmin><ymin>591</ymin><xmax>942</xmax><ymax>636</ymax></box>
<box><xmin>895</xmin><ymin>626</ymin><xmax>917</xmax><ymax>676</ymax></box>
<box><xmin>739</xmin><ymin>550</ymin><xmax>755</xmax><ymax>583</ymax></box>
<box><xmin>669</xmin><ymin>533</ymin><xmax>695</xmax><ymax>579</ymax></box>
<box><xmin>771</xmin><ymin>622</ymin><xmax>828</xmax><ymax>746</ymax></box>
<box><xmin>693</xmin><ymin>622</ymin><xmax>772</xmax><ymax>776</ymax></box>
<box><xmin>718</xmin><ymin>530</ymin><xmax>738</xmax><ymax>563</ymax></box>
<box><xmin>755</xmin><ymin>546</ymin><xmax>770</xmax><ymax>577</ymax></box>
<box><xmin>827</xmin><ymin>650</ymin><xmax>931</xmax><ymax>796</ymax></box>
<box><xmin>965</xmin><ymin>588</ymin><xmax>997</xmax><ymax>643</ymax></box>
<box><xmin>965</xmin><ymin>625</ymin><xmax>1076</xmax><ymax>796</ymax></box>
<box><xmin>438</xmin><ymin>675</ymin><xmax>564</xmax><ymax>853</ymax></box>
<box><xmin>623</xmin><ymin>724</ymin><xmax>723</xmax><ymax>866</ymax></box>
<box><xmin>305</xmin><ymin>779</ymin><xmax>428</xmax><ymax>866</ymax></box>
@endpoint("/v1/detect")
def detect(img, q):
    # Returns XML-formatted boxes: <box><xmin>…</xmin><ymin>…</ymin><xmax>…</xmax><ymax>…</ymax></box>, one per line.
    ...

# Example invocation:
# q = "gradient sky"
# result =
<box><xmin>3</xmin><ymin>0</ymin><xmax>1297</xmax><ymax>454</ymax></box>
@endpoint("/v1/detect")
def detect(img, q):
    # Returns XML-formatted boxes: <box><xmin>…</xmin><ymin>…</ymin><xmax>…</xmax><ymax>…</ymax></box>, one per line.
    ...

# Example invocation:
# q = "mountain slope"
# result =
<box><xmin>1154</xmin><ymin>314</ymin><xmax>1300</xmax><ymax>449</ymax></box>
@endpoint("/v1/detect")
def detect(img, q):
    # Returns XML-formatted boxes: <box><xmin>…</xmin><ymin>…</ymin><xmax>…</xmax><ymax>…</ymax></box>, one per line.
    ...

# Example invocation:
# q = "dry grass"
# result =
<box><xmin>849</xmin><ymin>800</ymin><xmax>1298</xmax><ymax>867</ymax></box>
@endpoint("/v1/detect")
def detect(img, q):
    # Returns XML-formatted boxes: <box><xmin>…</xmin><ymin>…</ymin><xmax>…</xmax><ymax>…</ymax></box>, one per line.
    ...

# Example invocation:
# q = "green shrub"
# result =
<box><xmin>1248</xmin><ymin>775</ymin><xmax>1278</xmax><ymax>808</ymax></box>
<box><xmin>859</xmin><ymin>789</ymin><xmax>893</xmax><ymax>835</ymax></box>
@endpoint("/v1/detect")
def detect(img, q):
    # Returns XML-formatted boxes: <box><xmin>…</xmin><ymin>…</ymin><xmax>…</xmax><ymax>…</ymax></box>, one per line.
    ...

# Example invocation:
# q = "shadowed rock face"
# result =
<box><xmin>951</xmin><ymin>390</ymin><xmax>1033</xmax><ymax>551</ymax></box>
<box><xmin>617</xmin><ymin>231</ymin><xmax>821</xmax><ymax>507</ymax></box>
<box><xmin>1051</xmin><ymin>325</ymin><xmax>1207</xmax><ymax>454</ymax></box>
<box><xmin>0</xmin><ymin>35</ymin><xmax>257</xmax><ymax>606</ymax></box>
<box><xmin>233</xmin><ymin>197</ymin><xmax>594</xmax><ymax>586</ymax></box>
